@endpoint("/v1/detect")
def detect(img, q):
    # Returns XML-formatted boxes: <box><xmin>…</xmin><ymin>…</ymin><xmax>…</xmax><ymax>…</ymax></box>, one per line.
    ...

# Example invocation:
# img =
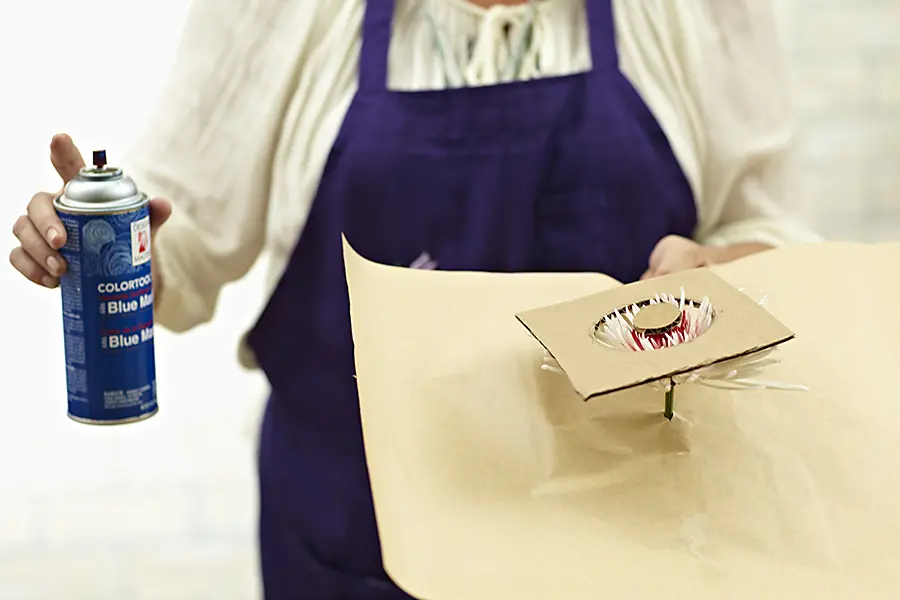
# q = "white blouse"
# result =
<box><xmin>123</xmin><ymin>0</ymin><xmax>820</xmax><ymax>367</ymax></box>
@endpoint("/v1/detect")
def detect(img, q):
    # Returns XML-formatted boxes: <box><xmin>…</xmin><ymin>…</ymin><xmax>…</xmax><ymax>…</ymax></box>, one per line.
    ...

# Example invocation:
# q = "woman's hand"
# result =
<box><xmin>640</xmin><ymin>234</ymin><xmax>772</xmax><ymax>280</ymax></box>
<box><xmin>9</xmin><ymin>134</ymin><xmax>172</xmax><ymax>288</ymax></box>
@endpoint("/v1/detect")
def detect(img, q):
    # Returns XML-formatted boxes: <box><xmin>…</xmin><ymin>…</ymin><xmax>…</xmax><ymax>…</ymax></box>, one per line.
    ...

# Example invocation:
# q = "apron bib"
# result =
<box><xmin>249</xmin><ymin>1</ymin><xmax>696</xmax><ymax>597</ymax></box>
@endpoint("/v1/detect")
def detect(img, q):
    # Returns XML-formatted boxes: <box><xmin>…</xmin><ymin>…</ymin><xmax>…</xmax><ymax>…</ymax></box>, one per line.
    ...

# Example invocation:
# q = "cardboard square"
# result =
<box><xmin>516</xmin><ymin>269</ymin><xmax>795</xmax><ymax>399</ymax></box>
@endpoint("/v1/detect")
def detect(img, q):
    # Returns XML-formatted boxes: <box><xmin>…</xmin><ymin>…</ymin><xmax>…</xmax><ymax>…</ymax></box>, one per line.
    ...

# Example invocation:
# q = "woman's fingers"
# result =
<box><xmin>17</xmin><ymin>194</ymin><xmax>67</xmax><ymax>277</ymax></box>
<box><xmin>8</xmin><ymin>246</ymin><xmax>59</xmax><ymax>288</ymax></box>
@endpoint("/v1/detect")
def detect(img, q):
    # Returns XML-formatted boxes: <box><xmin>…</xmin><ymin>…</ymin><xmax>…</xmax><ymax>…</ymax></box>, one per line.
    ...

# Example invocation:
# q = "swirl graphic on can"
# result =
<box><xmin>82</xmin><ymin>219</ymin><xmax>116</xmax><ymax>254</ymax></box>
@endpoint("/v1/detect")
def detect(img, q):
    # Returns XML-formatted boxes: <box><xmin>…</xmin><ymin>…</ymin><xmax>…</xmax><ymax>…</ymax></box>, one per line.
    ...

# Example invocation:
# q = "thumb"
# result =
<box><xmin>646</xmin><ymin>235</ymin><xmax>677</xmax><ymax>274</ymax></box>
<box><xmin>50</xmin><ymin>134</ymin><xmax>86</xmax><ymax>183</ymax></box>
<box><xmin>149</xmin><ymin>197</ymin><xmax>172</xmax><ymax>235</ymax></box>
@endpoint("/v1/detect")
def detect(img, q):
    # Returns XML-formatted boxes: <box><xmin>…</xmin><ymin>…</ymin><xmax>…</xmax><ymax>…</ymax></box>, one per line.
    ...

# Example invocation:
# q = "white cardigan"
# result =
<box><xmin>123</xmin><ymin>0</ymin><xmax>819</xmax><ymax>365</ymax></box>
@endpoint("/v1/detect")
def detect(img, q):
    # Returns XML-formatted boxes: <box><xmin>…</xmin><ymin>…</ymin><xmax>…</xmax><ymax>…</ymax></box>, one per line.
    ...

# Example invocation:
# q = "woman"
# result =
<box><xmin>10</xmin><ymin>0</ymin><xmax>819</xmax><ymax>597</ymax></box>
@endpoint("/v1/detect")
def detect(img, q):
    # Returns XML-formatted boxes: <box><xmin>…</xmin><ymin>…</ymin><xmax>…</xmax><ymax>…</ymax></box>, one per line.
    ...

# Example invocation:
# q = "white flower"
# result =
<box><xmin>589</xmin><ymin>288</ymin><xmax>713</xmax><ymax>352</ymax></box>
<box><xmin>540</xmin><ymin>288</ymin><xmax>808</xmax><ymax>394</ymax></box>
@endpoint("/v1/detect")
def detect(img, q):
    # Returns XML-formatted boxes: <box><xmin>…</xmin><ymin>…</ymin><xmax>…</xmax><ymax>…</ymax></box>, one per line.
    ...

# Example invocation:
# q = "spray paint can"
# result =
<box><xmin>54</xmin><ymin>150</ymin><xmax>158</xmax><ymax>425</ymax></box>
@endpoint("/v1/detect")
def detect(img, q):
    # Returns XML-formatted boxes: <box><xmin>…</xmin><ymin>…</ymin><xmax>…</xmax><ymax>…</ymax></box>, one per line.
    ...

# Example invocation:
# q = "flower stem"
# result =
<box><xmin>664</xmin><ymin>384</ymin><xmax>675</xmax><ymax>420</ymax></box>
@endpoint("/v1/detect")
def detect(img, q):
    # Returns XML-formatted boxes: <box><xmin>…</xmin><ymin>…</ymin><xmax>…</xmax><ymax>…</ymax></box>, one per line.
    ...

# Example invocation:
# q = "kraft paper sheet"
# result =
<box><xmin>344</xmin><ymin>240</ymin><xmax>900</xmax><ymax>600</ymax></box>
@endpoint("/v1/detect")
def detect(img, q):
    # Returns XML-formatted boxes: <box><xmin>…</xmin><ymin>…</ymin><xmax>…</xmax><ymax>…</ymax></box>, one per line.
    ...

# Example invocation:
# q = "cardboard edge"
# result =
<box><xmin>517</xmin><ymin>309</ymin><xmax>795</xmax><ymax>401</ymax></box>
<box><xmin>582</xmin><ymin>335</ymin><xmax>796</xmax><ymax>401</ymax></box>
<box><xmin>515</xmin><ymin>313</ymin><xmax>562</xmax><ymax>364</ymax></box>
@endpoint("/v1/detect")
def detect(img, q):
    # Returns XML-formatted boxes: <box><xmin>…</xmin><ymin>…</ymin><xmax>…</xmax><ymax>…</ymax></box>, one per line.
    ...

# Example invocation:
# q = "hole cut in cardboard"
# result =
<box><xmin>516</xmin><ymin>269</ymin><xmax>795</xmax><ymax>400</ymax></box>
<box><xmin>592</xmin><ymin>294</ymin><xmax>719</xmax><ymax>353</ymax></box>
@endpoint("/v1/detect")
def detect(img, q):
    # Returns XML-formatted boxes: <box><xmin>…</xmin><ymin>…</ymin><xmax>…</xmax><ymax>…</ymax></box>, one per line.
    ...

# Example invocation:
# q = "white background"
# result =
<box><xmin>0</xmin><ymin>2</ymin><xmax>266</xmax><ymax>599</ymax></box>
<box><xmin>0</xmin><ymin>1</ymin><xmax>898</xmax><ymax>598</ymax></box>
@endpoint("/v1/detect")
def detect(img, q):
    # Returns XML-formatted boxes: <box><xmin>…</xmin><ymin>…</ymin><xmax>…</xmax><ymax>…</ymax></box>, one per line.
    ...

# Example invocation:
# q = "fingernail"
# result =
<box><xmin>46</xmin><ymin>256</ymin><xmax>62</xmax><ymax>275</ymax></box>
<box><xmin>47</xmin><ymin>228</ymin><xmax>60</xmax><ymax>246</ymax></box>
<box><xmin>42</xmin><ymin>275</ymin><xmax>58</xmax><ymax>288</ymax></box>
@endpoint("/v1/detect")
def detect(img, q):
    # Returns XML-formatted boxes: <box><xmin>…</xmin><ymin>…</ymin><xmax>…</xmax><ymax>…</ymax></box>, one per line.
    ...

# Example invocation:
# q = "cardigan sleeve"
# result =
<box><xmin>122</xmin><ymin>0</ymin><xmax>345</xmax><ymax>332</ymax></box>
<box><xmin>671</xmin><ymin>0</ymin><xmax>822</xmax><ymax>247</ymax></box>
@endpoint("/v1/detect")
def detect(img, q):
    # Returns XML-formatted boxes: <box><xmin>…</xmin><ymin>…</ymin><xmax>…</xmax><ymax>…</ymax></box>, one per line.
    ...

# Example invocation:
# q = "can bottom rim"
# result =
<box><xmin>68</xmin><ymin>407</ymin><xmax>159</xmax><ymax>426</ymax></box>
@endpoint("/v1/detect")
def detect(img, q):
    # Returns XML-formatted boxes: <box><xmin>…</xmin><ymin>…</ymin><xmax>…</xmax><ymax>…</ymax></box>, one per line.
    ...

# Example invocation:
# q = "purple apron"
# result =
<box><xmin>248</xmin><ymin>1</ymin><xmax>696</xmax><ymax>597</ymax></box>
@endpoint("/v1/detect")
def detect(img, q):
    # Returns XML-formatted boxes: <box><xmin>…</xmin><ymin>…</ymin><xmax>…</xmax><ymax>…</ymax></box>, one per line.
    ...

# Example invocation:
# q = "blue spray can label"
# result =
<box><xmin>54</xmin><ymin>150</ymin><xmax>158</xmax><ymax>425</ymax></box>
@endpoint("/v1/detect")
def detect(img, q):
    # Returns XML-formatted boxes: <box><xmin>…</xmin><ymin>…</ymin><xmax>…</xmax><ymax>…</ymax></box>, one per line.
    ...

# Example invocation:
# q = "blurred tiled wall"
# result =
<box><xmin>775</xmin><ymin>0</ymin><xmax>900</xmax><ymax>241</ymax></box>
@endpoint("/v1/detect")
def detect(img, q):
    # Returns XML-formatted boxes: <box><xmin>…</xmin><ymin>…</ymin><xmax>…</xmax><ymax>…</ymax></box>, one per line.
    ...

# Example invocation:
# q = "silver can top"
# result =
<box><xmin>55</xmin><ymin>150</ymin><xmax>147</xmax><ymax>213</ymax></box>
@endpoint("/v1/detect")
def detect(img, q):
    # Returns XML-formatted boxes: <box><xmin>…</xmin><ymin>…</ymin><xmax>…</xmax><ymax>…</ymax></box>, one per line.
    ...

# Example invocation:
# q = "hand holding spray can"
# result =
<box><xmin>54</xmin><ymin>150</ymin><xmax>158</xmax><ymax>425</ymax></box>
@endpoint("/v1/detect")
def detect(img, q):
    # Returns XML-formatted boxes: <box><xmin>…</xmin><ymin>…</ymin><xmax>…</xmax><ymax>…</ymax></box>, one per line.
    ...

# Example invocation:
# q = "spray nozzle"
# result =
<box><xmin>92</xmin><ymin>150</ymin><xmax>107</xmax><ymax>169</ymax></box>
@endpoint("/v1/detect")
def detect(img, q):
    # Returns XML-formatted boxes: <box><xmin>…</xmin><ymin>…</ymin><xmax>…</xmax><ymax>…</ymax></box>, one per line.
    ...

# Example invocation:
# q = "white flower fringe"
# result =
<box><xmin>590</xmin><ymin>288</ymin><xmax>713</xmax><ymax>351</ymax></box>
<box><xmin>541</xmin><ymin>288</ymin><xmax>808</xmax><ymax>394</ymax></box>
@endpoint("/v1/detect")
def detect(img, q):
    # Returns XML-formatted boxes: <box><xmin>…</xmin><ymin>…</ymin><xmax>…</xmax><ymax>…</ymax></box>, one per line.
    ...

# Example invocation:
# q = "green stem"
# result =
<box><xmin>664</xmin><ymin>384</ymin><xmax>675</xmax><ymax>421</ymax></box>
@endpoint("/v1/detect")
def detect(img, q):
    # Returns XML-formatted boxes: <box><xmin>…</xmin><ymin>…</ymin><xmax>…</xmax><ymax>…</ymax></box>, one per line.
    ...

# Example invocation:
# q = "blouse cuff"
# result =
<box><xmin>152</xmin><ymin>208</ymin><xmax>217</xmax><ymax>333</ymax></box>
<box><xmin>699</xmin><ymin>219</ymin><xmax>822</xmax><ymax>248</ymax></box>
<box><xmin>699</xmin><ymin>218</ymin><xmax>823</xmax><ymax>249</ymax></box>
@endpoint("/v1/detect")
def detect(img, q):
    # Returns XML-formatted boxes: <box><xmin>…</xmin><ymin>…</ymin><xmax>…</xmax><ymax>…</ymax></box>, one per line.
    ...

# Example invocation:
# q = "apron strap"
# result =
<box><xmin>358</xmin><ymin>0</ymin><xmax>396</xmax><ymax>93</ymax></box>
<box><xmin>586</xmin><ymin>0</ymin><xmax>620</xmax><ymax>70</ymax></box>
